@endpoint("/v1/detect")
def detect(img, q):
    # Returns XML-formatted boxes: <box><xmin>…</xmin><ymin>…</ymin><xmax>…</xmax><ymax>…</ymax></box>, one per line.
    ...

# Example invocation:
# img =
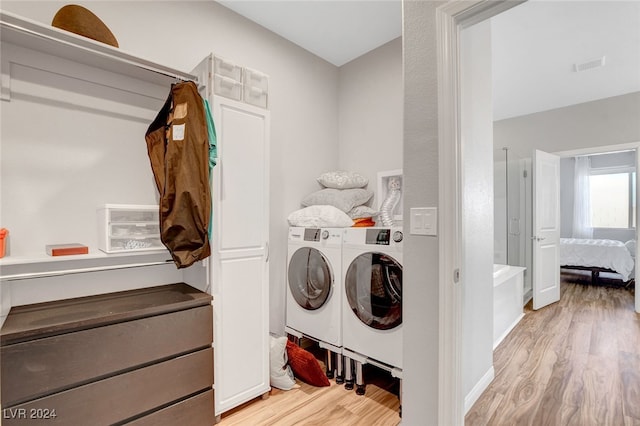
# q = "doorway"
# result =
<box><xmin>437</xmin><ymin>0</ymin><xmax>640</xmax><ymax>423</ymax></box>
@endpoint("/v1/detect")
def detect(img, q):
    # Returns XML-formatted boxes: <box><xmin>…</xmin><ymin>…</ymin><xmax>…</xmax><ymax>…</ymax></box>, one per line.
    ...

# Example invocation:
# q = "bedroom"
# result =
<box><xmin>558</xmin><ymin>149</ymin><xmax>636</xmax><ymax>287</ymax></box>
<box><xmin>495</xmin><ymin>146</ymin><xmax>638</xmax><ymax>301</ymax></box>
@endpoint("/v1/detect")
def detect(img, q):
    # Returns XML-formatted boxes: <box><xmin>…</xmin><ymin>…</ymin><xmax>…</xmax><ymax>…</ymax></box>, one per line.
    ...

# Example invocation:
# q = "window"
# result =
<box><xmin>589</xmin><ymin>171</ymin><xmax>636</xmax><ymax>228</ymax></box>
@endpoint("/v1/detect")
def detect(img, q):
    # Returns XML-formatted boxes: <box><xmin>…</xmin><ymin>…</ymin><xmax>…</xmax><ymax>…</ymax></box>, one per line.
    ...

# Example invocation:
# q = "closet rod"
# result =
<box><xmin>1</xmin><ymin>20</ymin><xmax>199</xmax><ymax>85</ymax></box>
<box><xmin>0</xmin><ymin>260</ymin><xmax>174</xmax><ymax>282</ymax></box>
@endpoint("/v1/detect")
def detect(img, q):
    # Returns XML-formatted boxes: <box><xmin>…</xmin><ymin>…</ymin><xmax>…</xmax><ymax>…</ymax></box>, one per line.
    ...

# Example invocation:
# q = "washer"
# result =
<box><xmin>286</xmin><ymin>227</ymin><xmax>343</xmax><ymax>350</ymax></box>
<box><xmin>342</xmin><ymin>227</ymin><xmax>403</xmax><ymax>370</ymax></box>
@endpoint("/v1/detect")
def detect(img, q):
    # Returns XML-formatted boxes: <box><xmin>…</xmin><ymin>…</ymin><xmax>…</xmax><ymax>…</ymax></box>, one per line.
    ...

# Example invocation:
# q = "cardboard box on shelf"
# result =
<box><xmin>45</xmin><ymin>243</ymin><xmax>89</xmax><ymax>256</ymax></box>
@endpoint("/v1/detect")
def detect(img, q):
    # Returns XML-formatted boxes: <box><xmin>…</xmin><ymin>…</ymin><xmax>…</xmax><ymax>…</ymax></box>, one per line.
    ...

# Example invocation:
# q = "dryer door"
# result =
<box><xmin>288</xmin><ymin>247</ymin><xmax>333</xmax><ymax>310</ymax></box>
<box><xmin>345</xmin><ymin>252</ymin><xmax>402</xmax><ymax>330</ymax></box>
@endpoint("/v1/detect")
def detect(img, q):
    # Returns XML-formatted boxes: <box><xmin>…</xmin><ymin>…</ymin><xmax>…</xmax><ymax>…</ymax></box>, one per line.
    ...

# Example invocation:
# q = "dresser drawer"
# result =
<box><xmin>1</xmin><ymin>304</ymin><xmax>213</xmax><ymax>406</ymax></box>
<box><xmin>2</xmin><ymin>348</ymin><xmax>213</xmax><ymax>425</ymax></box>
<box><xmin>125</xmin><ymin>388</ymin><xmax>214</xmax><ymax>426</ymax></box>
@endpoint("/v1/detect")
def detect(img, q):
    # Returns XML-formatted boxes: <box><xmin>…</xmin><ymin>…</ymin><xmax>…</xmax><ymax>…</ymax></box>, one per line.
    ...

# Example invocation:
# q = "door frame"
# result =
<box><xmin>437</xmin><ymin>1</ymin><xmax>639</xmax><ymax>423</ymax></box>
<box><xmin>436</xmin><ymin>1</ymin><xmax>526</xmax><ymax>424</ymax></box>
<box><xmin>554</xmin><ymin>142</ymin><xmax>640</xmax><ymax>313</ymax></box>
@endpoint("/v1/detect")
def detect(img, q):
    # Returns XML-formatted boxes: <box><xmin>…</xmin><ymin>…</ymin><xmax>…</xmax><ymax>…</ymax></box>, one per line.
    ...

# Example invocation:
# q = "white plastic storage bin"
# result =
<box><xmin>98</xmin><ymin>204</ymin><xmax>165</xmax><ymax>253</ymax></box>
<box><xmin>243</xmin><ymin>67</ymin><xmax>268</xmax><ymax>91</ymax></box>
<box><xmin>243</xmin><ymin>86</ymin><xmax>268</xmax><ymax>108</ymax></box>
<box><xmin>214</xmin><ymin>55</ymin><xmax>243</xmax><ymax>82</ymax></box>
<box><xmin>243</xmin><ymin>67</ymin><xmax>268</xmax><ymax>108</ymax></box>
<box><xmin>214</xmin><ymin>74</ymin><xmax>243</xmax><ymax>101</ymax></box>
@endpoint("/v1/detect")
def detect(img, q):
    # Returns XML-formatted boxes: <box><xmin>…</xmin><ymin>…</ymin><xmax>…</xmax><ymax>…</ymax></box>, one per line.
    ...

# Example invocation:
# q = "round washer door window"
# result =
<box><xmin>288</xmin><ymin>247</ymin><xmax>333</xmax><ymax>310</ymax></box>
<box><xmin>345</xmin><ymin>252</ymin><xmax>402</xmax><ymax>330</ymax></box>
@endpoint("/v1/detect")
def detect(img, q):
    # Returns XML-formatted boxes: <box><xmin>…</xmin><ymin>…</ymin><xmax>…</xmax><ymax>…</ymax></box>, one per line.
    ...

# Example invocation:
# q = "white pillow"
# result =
<box><xmin>288</xmin><ymin>205</ymin><xmax>354</xmax><ymax>228</ymax></box>
<box><xmin>317</xmin><ymin>171</ymin><xmax>368</xmax><ymax>189</ymax></box>
<box><xmin>347</xmin><ymin>205</ymin><xmax>379</xmax><ymax>219</ymax></box>
<box><xmin>269</xmin><ymin>335</ymin><xmax>297</xmax><ymax>390</ymax></box>
<box><xmin>625</xmin><ymin>240</ymin><xmax>637</xmax><ymax>257</ymax></box>
<box><xmin>301</xmin><ymin>188</ymin><xmax>373</xmax><ymax>213</ymax></box>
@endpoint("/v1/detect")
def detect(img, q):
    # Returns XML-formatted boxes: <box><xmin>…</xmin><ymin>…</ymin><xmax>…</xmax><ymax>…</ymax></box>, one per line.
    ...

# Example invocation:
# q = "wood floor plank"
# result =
<box><xmin>619</xmin><ymin>351</ymin><xmax>640</xmax><ymax>422</ymax></box>
<box><xmin>467</xmin><ymin>280</ymin><xmax>639</xmax><ymax>426</ymax></box>
<box><xmin>464</xmin><ymin>391</ymin><xmax>504</xmax><ymax>426</ymax></box>
<box><xmin>580</xmin><ymin>354</ymin><xmax>625</xmax><ymax>425</ymax></box>
<box><xmin>617</xmin><ymin>307</ymin><xmax>640</xmax><ymax>355</ymax></box>
<box><xmin>218</xmin><ymin>375</ymin><xmax>400</xmax><ymax>425</ymax></box>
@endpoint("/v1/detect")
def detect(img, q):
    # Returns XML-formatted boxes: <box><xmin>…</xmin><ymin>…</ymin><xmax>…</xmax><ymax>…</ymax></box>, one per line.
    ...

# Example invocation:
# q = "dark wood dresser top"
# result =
<box><xmin>0</xmin><ymin>283</ymin><xmax>212</xmax><ymax>345</ymax></box>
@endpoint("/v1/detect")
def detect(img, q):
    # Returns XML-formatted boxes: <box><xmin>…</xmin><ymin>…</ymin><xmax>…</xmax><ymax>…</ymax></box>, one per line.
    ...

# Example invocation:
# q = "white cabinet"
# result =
<box><xmin>192</xmin><ymin>55</ymin><xmax>271</xmax><ymax>417</ymax></box>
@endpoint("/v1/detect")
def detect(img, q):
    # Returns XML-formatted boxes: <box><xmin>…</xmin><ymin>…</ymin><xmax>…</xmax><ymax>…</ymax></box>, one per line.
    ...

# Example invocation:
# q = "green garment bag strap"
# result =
<box><xmin>204</xmin><ymin>99</ymin><xmax>218</xmax><ymax>241</ymax></box>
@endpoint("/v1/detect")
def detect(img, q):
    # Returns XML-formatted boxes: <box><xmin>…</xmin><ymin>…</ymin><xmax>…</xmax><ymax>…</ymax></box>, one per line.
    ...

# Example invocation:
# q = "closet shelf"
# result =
<box><xmin>0</xmin><ymin>251</ymin><xmax>174</xmax><ymax>281</ymax></box>
<box><xmin>0</xmin><ymin>10</ymin><xmax>198</xmax><ymax>86</ymax></box>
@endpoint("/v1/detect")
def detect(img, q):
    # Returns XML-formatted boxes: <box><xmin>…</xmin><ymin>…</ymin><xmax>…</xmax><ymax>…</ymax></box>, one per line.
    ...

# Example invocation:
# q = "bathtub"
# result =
<box><xmin>493</xmin><ymin>264</ymin><xmax>526</xmax><ymax>349</ymax></box>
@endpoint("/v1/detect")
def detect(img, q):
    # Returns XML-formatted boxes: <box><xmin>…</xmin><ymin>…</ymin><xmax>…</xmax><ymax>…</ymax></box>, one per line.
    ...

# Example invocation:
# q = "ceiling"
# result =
<box><xmin>217</xmin><ymin>0</ymin><xmax>402</xmax><ymax>67</ymax></box>
<box><xmin>217</xmin><ymin>0</ymin><xmax>640</xmax><ymax>120</ymax></box>
<box><xmin>492</xmin><ymin>1</ymin><xmax>640</xmax><ymax>120</ymax></box>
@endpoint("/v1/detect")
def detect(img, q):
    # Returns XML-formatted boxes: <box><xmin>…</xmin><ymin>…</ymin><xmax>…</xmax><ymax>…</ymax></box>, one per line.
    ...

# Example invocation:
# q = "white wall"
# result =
<box><xmin>1</xmin><ymin>1</ymin><xmax>340</xmax><ymax>334</ymax></box>
<box><xmin>338</xmin><ymin>37</ymin><xmax>403</xmax><ymax>207</ymax></box>
<box><xmin>402</xmin><ymin>1</ymin><xmax>442</xmax><ymax>423</ymax></box>
<box><xmin>494</xmin><ymin>92</ymin><xmax>640</xmax><ymax>160</ymax></box>
<box><xmin>461</xmin><ymin>20</ymin><xmax>494</xmax><ymax>411</ymax></box>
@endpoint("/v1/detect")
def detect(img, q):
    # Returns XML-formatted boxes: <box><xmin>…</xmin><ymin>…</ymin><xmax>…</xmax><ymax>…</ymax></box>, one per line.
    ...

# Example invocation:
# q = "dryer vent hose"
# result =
<box><xmin>378</xmin><ymin>177</ymin><xmax>401</xmax><ymax>226</ymax></box>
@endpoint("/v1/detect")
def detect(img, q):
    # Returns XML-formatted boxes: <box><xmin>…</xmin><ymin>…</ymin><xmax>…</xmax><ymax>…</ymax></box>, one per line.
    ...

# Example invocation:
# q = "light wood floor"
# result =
<box><xmin>217</xmin><ymin>273</ymin><xmax>639</xmax><ymax>426</ymax></box>
<box><xmin>218</xmin><ymin>356</ymin><xmax>401</xmax><ymax>425</ymax></box>
<box><xmin>466</xmin><ymin>273</ymin><xmax>640</xmax><ymax>426</ymax></box>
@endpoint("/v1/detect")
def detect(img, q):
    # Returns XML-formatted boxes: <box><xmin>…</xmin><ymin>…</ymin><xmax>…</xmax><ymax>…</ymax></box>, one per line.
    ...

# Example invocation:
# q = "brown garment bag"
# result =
<box><xmin>145</xmin><ymin>81</ymin><xmax>211</xmax><ymax>268</ymax></box>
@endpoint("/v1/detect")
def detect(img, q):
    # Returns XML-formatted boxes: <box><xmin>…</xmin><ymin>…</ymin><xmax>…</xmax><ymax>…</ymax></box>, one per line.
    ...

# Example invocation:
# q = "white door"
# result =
<box><xmin>192</xmin><ymin>55</ymin><xmax>271</xmax><ymax>416</ymax></box>
<box><xmin>212</xmin><ymin>96</ymin><xmax>270</xmax><ymax>415</ymax></box>
<box><xmin>532</xmin><ymin>149</ymin><xmax>561</xmax><ymax>310</ymax></box>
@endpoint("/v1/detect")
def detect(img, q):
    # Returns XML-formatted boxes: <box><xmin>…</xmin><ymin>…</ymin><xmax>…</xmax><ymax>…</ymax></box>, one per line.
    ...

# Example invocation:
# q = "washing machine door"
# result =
<box><xmin>288</xmin><ymin>247</ymin><xmax>333</xmax><ymax>310</ymax></box>
<box><xmin>345</xmin><ymin>252</ymin><xmax>402</xmax><ymax>330</ymax></box>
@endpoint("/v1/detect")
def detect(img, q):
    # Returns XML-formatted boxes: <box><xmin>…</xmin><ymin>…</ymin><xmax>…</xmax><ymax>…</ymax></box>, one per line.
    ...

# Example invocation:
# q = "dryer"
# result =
<box><xmin>286</xmin><ymin>227</ymin><xmax>343</xmax><ymax>351</ymax></box>
<box><xmin>342</xmin><ymin>227</ymin><xmax>403</xmax><ymax>373</ymax></box>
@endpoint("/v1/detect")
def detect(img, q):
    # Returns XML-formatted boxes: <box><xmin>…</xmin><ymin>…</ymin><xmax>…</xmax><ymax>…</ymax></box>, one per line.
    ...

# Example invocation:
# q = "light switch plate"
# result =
<box><xmin>410</xmin><ymin>207</ymin><xmax>437</xmax><ymax>236</ymax></box>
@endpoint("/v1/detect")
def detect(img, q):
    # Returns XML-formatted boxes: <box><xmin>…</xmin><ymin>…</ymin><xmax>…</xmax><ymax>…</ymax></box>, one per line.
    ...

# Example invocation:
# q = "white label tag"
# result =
<box><xmin>172</xmin><ymin>124</ymin><xmax>185</xmax><ymax>141</ymax></box>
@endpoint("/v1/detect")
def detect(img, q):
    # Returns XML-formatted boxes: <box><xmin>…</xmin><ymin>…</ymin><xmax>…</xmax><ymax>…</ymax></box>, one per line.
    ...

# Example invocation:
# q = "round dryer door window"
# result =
<box><xmin>288</xmin><ymin>247</ymin><xmax>333</xmax><ymax>310</ymax></box>
<box><xmin>345</xmin><ymin>252</ymin><xmax>402</xmax><ymax>330</ymax></box>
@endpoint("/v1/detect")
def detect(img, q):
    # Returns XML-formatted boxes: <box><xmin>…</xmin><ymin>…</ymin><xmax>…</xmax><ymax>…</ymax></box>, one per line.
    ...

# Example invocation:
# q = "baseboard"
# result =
<box><xmin>493</xmin><ymin>313</ymin><xmax>525</xmax><ymax>350</ymax></box>
<box><xmin>523</xmin><ymin>289</ymin><xmax>532</xmax><ymax>306</ymax></box>
<box><xmin>464</xmin><ymin>366</ymin><xmax>495</xmax><ymax>414</ymax></box>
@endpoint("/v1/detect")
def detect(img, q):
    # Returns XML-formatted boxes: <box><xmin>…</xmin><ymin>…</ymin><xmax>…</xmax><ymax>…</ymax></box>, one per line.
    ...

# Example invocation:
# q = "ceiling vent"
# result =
<box><xmin>574</xmin><ymin>56</ymin><xmax>606</xmax><ymax>72</ymax></box>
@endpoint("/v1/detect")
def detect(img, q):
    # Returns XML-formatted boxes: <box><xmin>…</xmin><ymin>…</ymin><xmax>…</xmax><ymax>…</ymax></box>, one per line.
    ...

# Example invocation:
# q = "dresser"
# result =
<box><xmin>0</xmin><ymin>283</ymin><xmax>214</xmax><ymax>425</ymax></box>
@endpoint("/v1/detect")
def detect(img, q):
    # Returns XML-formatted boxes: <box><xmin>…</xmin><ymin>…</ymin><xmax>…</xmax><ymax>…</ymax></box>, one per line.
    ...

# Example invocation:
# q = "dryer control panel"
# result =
<box><xmin>345</xmin><ymin>228</ymin><xmax>402</xmax><ymax>247</ymax></box>
<box><xmin>289</xmin><ymin>227</ymin><xmax>343</xmax><ymax>246</ymax></box>
<box><xmin>304</xmin><ymin>228</ymin><xmax>322</xmax><ymax>241</ymax></box>
<box><xmin>366</xmin><ymin>228</ymin><xmax>392</xmax><ymax>245</ymax></box>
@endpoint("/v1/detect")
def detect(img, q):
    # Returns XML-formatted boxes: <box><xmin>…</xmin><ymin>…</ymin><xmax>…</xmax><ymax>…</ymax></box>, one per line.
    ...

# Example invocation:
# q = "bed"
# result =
<box><xmin>559</xmin><ymin>238</ymin><xmax>635</xmax><ymax>285</ymax></box>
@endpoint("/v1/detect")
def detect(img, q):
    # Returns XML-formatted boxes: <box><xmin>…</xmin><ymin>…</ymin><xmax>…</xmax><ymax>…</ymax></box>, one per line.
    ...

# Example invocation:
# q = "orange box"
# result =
<box><xmin>46</xmin><ymin>243</ymin><xmax>89</xmax><ymax>256</ymax></box>
<box><xmin>0</xmin><ymin>228</ymin><xmax>8</xmax><ymax>258</ymax></box>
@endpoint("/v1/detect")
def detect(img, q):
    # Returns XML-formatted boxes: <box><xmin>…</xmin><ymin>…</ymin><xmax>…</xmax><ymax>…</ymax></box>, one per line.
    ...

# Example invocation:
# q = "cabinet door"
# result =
<box><xmin>212</xmin><ymin>96</ymin><xmax>270</xmax><ymax>415</ymax></box>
